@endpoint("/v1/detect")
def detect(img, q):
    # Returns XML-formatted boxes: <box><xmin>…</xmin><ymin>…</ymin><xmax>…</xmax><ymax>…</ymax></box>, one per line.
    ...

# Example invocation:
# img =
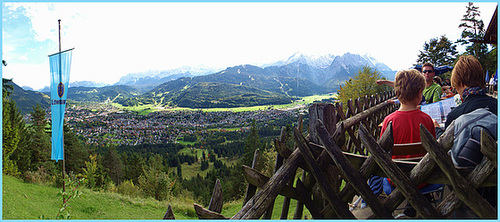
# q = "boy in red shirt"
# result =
<box><xmin>380</xmin><ymin>69</ymin><xmax>436</xmax><ymax>158</ymax></box>
<box><xmin>364</xmin><ymin>70</ymin><xmax>438</xmax><ymax>217</ymax></box>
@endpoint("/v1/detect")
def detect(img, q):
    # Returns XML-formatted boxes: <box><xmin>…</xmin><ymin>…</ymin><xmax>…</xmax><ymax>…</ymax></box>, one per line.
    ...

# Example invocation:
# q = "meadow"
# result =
<box><xmin>2</xmin><ymin>175</ymin><xmax>311</xmax><ymax>219</ymax></box>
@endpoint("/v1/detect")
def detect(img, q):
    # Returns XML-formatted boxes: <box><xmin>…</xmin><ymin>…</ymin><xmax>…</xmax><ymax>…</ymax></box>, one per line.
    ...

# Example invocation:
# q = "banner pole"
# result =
<box><xmin>58</xmin><ymin>19</ymin><xmax>66</xmax><ymax>205</ymax></box>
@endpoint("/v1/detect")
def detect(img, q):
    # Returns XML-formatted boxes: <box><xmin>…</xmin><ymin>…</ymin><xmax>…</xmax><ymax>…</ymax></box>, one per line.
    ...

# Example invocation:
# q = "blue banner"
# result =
<box><xmin>49</xmin><ymin>49</ymin><xmax>73</xmax><ymax>161</ymax></box>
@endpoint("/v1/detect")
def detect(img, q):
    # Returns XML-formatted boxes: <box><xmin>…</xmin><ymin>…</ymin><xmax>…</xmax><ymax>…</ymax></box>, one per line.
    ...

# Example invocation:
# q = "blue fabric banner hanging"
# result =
<box><xmin>49</xmin><ymin>48</ymin><xmax>73</xmax><ymax>161</ymax></box>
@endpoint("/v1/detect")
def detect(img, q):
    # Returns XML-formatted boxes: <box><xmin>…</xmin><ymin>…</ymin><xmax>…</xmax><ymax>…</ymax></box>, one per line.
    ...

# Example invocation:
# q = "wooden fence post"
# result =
<box><xmin>243</xmin><ymin>149</ymin><xmax>262</xmax><ymax>205</ymax></box>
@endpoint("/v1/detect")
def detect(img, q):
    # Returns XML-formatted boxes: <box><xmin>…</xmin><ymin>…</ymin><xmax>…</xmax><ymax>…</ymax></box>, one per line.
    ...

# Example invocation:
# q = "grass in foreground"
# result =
<box><xmin>3</xmin><ymin>174</ymin><xmax>311</xmax><ymax>219</ymax></box>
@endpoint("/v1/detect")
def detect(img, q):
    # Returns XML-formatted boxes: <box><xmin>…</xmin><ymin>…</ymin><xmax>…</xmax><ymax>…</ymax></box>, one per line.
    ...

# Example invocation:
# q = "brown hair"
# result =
<box><xmin>422</xmin><ymin>62</ymin><xmax>435</xmax><ymax>72</ymax></box>
<box><xmin>451</xmin><ymin>55</ymin><xmax>485</xmax><ymax>89</ymax></box>
<box><xmin>395</xmin><ymin>69</ymin><xmax>426</xmax><ymax>104</ymax></box>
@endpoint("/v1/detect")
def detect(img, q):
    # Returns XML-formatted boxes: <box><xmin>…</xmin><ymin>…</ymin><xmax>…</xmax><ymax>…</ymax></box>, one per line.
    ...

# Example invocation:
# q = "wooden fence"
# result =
<box><xmin>164</xmin><ymin>91</ymin><xmax>497</xmax><ymax>219</ymax></box>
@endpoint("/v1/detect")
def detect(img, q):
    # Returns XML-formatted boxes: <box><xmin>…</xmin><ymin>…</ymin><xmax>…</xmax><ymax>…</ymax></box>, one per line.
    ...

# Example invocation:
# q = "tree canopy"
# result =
<box><xmin>337</xmin><ymin>66</ymin><xmax>390</xmax><ymax>107</ymax></box>
<box><xmin>416</xmin><ymin>35</ymin><xmax>458</xmax><ymax>67</ymax></box>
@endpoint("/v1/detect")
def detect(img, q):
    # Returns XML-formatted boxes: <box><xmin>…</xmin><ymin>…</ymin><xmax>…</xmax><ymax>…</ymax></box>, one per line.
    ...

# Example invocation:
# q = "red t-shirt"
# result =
<box><xmin>380</xmin><ymin>109</ymin><xmax>436</xmax><ymax>159</ymax></box>
<box><xmin>380</xmin><ymin>109</ymin><xmax>436</xmax><ymax>188</ymax></box>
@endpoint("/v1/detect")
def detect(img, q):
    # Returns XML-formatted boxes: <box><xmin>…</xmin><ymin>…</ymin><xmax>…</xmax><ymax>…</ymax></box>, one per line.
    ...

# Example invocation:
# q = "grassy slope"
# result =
<box><xmin>3</xmin><ymin>174</ymin><xmax>311</xmax><ymax>219</ymax></box>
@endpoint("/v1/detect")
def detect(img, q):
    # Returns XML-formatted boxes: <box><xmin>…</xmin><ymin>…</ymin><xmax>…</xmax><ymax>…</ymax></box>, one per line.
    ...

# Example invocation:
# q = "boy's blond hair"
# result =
<box><xmin>394</xmin><ymin>69</ymin><xmax>426</xmax><ymax>104</ymax></box>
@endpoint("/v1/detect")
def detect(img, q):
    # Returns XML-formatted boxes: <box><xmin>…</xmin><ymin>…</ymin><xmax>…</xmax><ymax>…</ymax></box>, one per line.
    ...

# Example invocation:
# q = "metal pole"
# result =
<box><xmin>58</xmin><ymin>19</ymin><xmax>66</xmax><ymax>204</ymax></box>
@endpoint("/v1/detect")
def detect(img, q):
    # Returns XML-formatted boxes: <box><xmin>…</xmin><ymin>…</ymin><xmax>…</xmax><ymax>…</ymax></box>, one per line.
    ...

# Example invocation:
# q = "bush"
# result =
<box><xmin>117</xmin><ymin>180</ymin><xmax>142</xmax><ymax>198</ymax></box>
<box><xmin>23</xmin><ymin>166</ymin><xmax>53</xmax><ymax>185</ymax></box>
<box><xmin>105</xmin><ymin>181</ymin><xmax>118</xmax><ymax>193</ymax></box>
<box><xmin>138</xmin><ymin>167</ymin><xmax>175</xmax><ymax>201</ymax></box>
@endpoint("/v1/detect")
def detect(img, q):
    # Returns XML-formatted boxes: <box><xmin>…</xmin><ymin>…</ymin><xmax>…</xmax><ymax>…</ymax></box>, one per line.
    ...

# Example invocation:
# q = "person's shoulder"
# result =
<box><xmin>433</xmin><ymin>83</ymin><xmax>442</xmax><ymax>90</ymax></box>
<box><xmin>383</xmin><ymin>110</ymin><xmax>399</xmax><ymax>120</ymax></box>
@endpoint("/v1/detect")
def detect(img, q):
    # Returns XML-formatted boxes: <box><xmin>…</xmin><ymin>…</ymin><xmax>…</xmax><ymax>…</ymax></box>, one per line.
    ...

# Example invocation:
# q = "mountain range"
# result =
<box><xmin>13</xmin><ymin>52</ymin><xmax>396</xmax><ymax>111</ymax></box>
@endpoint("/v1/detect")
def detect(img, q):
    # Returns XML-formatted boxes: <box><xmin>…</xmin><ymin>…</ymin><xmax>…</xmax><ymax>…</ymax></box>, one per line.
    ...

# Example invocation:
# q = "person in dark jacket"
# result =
<box><xmin>434</xmin><ymin>55</ymin><xmax>497</xmax><ymax>213</ymax></box>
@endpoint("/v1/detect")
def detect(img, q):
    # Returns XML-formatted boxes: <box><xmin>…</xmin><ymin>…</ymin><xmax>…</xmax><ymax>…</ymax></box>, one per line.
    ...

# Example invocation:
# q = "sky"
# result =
<box><xmin>1</xmin><ymin>2</ymin><xmax>497</xmax><ymax>90</ymax></box>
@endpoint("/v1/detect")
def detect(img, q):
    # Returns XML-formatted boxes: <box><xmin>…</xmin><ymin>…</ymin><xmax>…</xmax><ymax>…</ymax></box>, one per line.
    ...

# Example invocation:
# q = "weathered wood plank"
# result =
<box><xmin>242</xmin><ymin>164</ymin><xmax>301</xmax><ymax>202</ymax></box>
<box><xmin>342</xmin><ymin>99</ymin><xmax>392</xmax><ymax>130</ymax></box>
<box><xmin>419</xmin><ymin>124</ymin><xmax>496</xmax><ymax>219</ymax></box>
<box><xmin>311</xmin><ymin>142</ymin><xmax>496</xmax><ymax>186</ymax></box>
<box><xmin>480</xmin><ymin>129</ymin><xmax>497</xmax><ymax>167</ymax></box>
<box><xmin>315</xmin><ymin>120</ymin><xmax>392</xmax><ymax>218</ymax></box>
<box><xmin>243</xmin><ymin>149</ymin><xmax>262</xmax><ymax>205</ymax></box>
<box><xmin>280</xmin><ymin>171</ymin><xmax>295</xmax><ymax>219</ymax></box>
<box><xmin>263</xmin><ymin>140</ymin><xmax>286</xmax><ymax>219</ymax></box>
<box><xmin>163</xmin><ymin>204</ymin><xmax>175</xmax><ymax>219</ymax></box>
<box><xmin>294</xmin><ymin>127</ymin><xmax>356</xmax><ymax>219</ymax></box>
<box><xmin>232</xmin><ymin>149</ymin><xmax>303</xmax><ymax>219</ymax></box>
<box><xmin>359</xmin><ymin>124</ymin><xmax>442</xmax><ymax>218</ymax></box>
<box><xmin>293</xmin><ymin>170</ymin><xmax>307</xmax><ymax>219</ymax></box>
<box><xmin>194</xmin><ymin>203</ymin><xmax>228</xmax><ymax>219</ymax></box>
<box><xmin>436</xmin><ymin>156</ymin><xmax>496</xmax><ymax>217</ymax></box>
<box><xmin>275</xmin><ymin>129</ymin><xmax>292</xmax><ymax>158</ymax></box>
<box><xmin>208</xmin><ymin>179</ymin><xmax>223</xmax><ymax>213</ymax></box>
<box><xmin>338</xmin><ymin>122</ymin><xmax>394</xmax><ymax>204</ymax></box>
<box><xmin>308</xmin><ymin>103</ymin><xmax>336</xmax><ymax>144</ymax></box>
<box><xmin>295</xmin><ymin>178</ymin><xmax>324</xmax><ymax>219</ymax></box>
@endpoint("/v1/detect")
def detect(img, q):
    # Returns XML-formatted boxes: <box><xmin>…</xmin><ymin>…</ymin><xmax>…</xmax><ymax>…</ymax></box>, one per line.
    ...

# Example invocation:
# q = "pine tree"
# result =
<box><xmin>3</xmin><ymin>97</ymin><xmax>20</xmax><ymax>176</ymax></box>
<box><xmin>242</xmin><ymin>119</ymin><xmax>261</xmax><ymax>167</ymax></box>
<box><xmin>29</xmin><ymin>104</ymin><xmax>51</xmax><ymax>170</ymax></box>
<box><xmin>103</xmin><ymin>145</ymin><xmax>124</xmax><ymax>185</ymax></box>
<box><xmin>177</xmin><ymin>164</ymin><xmax>182</xmax><ymax>178</ymax></box>
<box><xmin>458</xmin><ymin>2</ymin><xmax>489</xmax><ymax>65</ymax></box>
<box><xmin>124</xmin><ymin>153</ymin><xmax>145</xmax><ymax>184</ymax></box>
<box><xmin>63</xmin><ymin>124</ymin><xmax>89</xmax><ymax>174</ymax></box>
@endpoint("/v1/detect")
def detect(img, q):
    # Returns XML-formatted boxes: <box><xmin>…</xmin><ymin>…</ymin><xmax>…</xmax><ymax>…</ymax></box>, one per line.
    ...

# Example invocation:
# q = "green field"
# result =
<box><xmin>112</xmin><ymin>94</ymin><xmax>338</xmax><ymax>115</ymax></box>
<box><xmin>3</xmin><ymin>174</ymin><xmax>311</xmax><ymax>219</ymax></box>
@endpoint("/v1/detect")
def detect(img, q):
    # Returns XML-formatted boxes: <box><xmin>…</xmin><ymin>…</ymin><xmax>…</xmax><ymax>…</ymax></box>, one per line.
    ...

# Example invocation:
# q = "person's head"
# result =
<box><xmin>451</xmin><ymin>55</ymin><xmax>485</xmax><ymax>94</ymax></box>
<box><xmin>421</xmin><ymin>62</ymin><xmax>435</xmax><ymax>82</ymax></box>
<box><xmin>433</xmin><ymin>76</ymin><xmax>442</xmax><ymax>86</ymax></box>
<box><xmin>395</xmin><ymin>69</ymin><xmax>426</xmax><ymax>104</ymax></box>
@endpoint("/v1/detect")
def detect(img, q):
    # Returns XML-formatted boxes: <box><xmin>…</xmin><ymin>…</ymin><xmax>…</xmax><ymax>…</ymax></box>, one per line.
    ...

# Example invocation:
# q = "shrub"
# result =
<box><xmin>117</xmin><ymin>180</ymin><xmax>142</xmax><ymax>198</ymax></box>
<box><xmin>24</xmin><ymin>166</ymin><xmax>53</xmax><ymax>185</ymax></box>
<box><xmin>138</xmin><ymin>168</ymin><xmax>175</xmax><ymax>201</ymax></box>
<box><xmin>105</xmin><ymin>181</ymin><xmax>118</xmax><ymax>193</ymax></box>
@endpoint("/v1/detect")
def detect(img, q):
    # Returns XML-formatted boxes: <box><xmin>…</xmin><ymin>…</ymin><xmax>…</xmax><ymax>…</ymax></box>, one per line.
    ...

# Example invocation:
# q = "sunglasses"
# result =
<box><xmin>422</xmin><ymin>70</ymin><xmax>434</xmax><ymax>73</ymax></box>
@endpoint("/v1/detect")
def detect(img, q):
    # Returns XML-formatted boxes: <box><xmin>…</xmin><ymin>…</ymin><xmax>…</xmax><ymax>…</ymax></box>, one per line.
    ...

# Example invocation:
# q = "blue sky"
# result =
<box><xmin>2</xmin><ymin>2</ymin><xmax>497</xmax><ymax>90</ymax></box>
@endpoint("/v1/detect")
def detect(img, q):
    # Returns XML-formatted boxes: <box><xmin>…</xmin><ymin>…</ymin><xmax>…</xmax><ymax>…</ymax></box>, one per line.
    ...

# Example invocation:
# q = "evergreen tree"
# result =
<box><xmin>177</xmin><ymin>164</ymin><xmax>182</xmax><ymax>178</ymax></box>
<box><xmin>458</xmin><ymin>2</ymin><xmax>489</xmax><ymax>66</ymax></box>
<box><xmin>29</xmin><ymin>104</ymin><xmax>51</xmax><ymax>170</ymax></box>
<box><xmin>242</xmin><ymin>119</ymin><xmax>261</xmax><ymax>166</ymax></box>
<box><xmin>2</xmin><ymin>96</ymin><xmax>20</xmax><ymax>176</ymax></box>
<box><xmin>103</xmin><ymin>145</ymin><xmax>124</xmax><ymax>185</ymax></box>
<box><xmin>416</xmin><ymin>35</ymin><xmax>458</xmax><ymax>66</ymax></box>
<box><xmin>63</xmin><ymin>124</ymin><xmax>89</xmax><ymax>174</ymax></box>
<box><xmin>3</xmin><ymin>78</ymin><xmax>14</xmax><ymax>98</ymax></box>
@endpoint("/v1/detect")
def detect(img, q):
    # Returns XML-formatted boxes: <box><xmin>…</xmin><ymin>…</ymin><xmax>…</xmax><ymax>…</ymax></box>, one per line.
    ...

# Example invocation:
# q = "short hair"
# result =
<box><xmin>451</xmin><ymin>55</ymin><xmax>485</xmax><ymax>89</ymax></box>
<box><xmin>422</xmin><ymin>62</ymin><xmax>435</xmax><ymax>72</ymax></box>
<box><xmin>433</xmin><ymin>76</ymin><xmax>442</xmax><ymax>85</ymax></box>
<box><xmin>395</xmin><ymin>69</ymin><xmax>426</xmax><ymax>104</ymax></box>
